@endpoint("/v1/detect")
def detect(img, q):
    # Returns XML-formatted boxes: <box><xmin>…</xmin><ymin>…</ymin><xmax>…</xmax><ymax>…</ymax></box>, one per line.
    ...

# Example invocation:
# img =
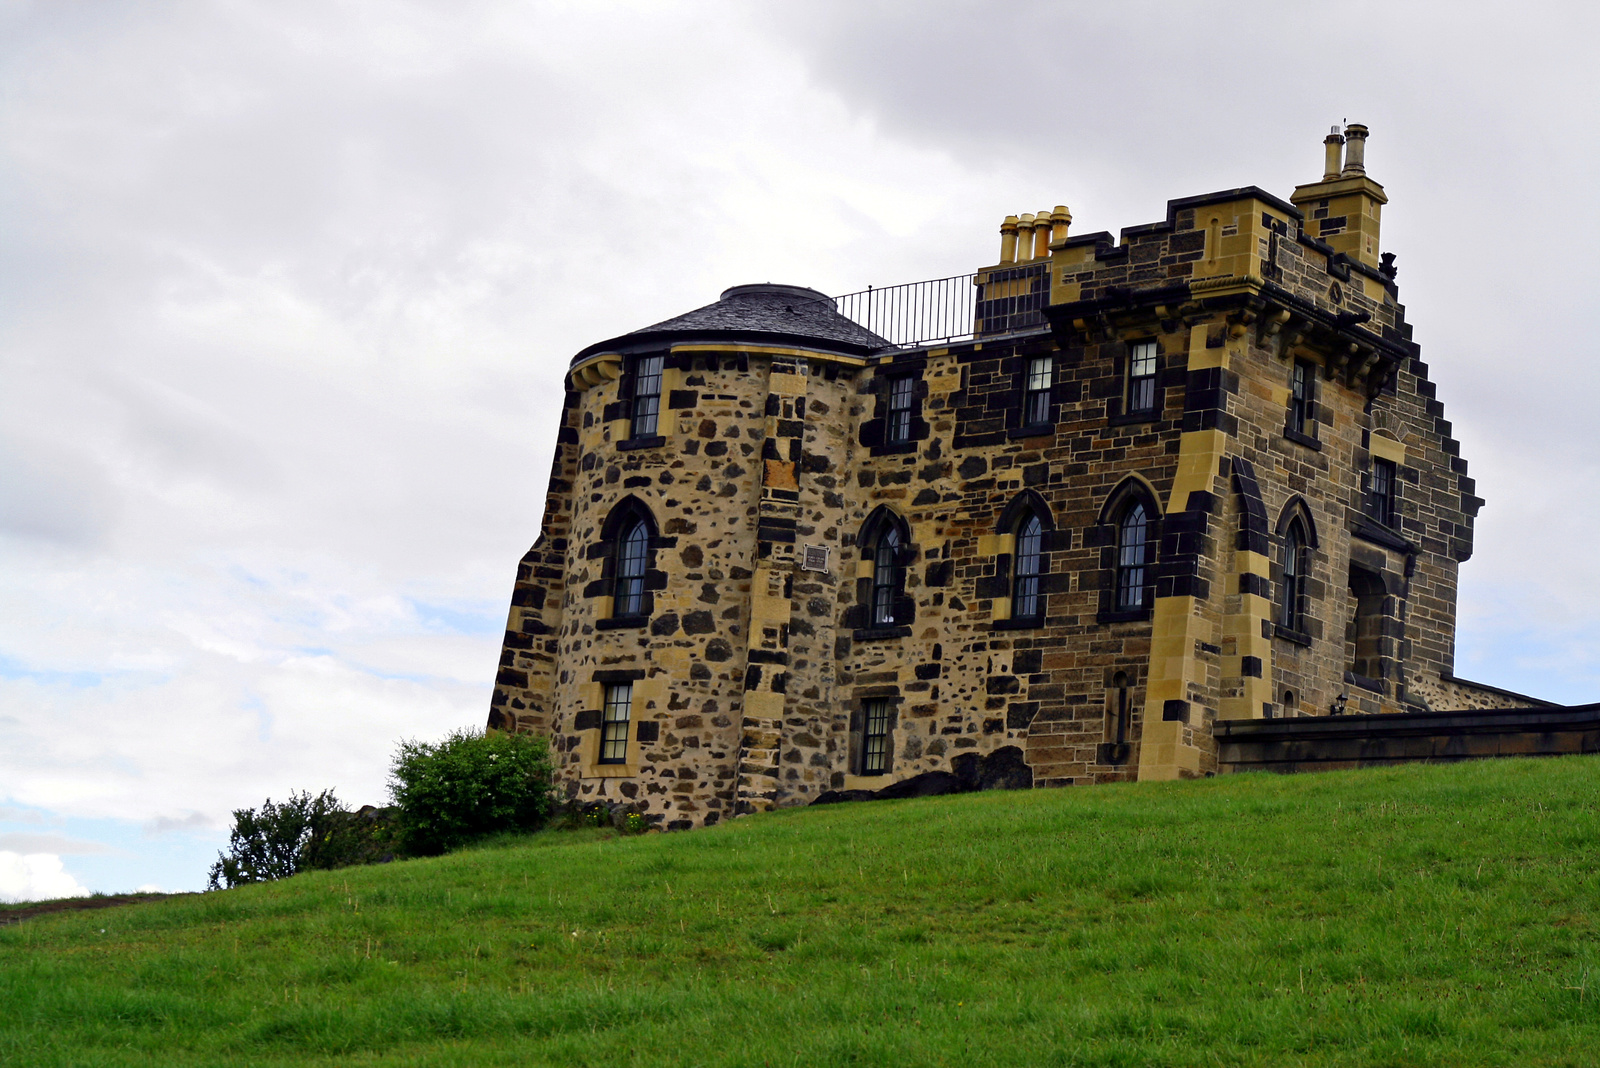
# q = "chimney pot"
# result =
<box><xmin>1050</xmin><ymin>205</ymin><xmax>1072</xmax><ymax>245</ymax></box>
<box><xmin>1017</xmin><ymin>213</ymin><xmax>1036</xmax><ymax>261</ymax></box>
<box><xmin>1033</xmin><ymin>210</ymin><xmax>1053</xmax><ymax>259</ymax></box>
<box><xmin>1322</xmin><ymin>128</ymin><xmax>1345</xmax><ymax>181</ymax></box>
<box><xmin>1341</xmin><ymin>123</ymin><xmax>1369</xmax><ymax>177</ymax></box>
<box><xmin>1000</xmin><ymin>215</ymin><xmax>1019</xmax><ymax>263</ymax></box>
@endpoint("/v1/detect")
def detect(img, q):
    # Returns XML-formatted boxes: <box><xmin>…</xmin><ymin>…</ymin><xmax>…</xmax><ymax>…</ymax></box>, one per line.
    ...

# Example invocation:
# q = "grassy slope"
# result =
<box><xmin>3</xmin><ymin>757</ymin><xmax>1599</xmax><ymax>1067</ymax></box>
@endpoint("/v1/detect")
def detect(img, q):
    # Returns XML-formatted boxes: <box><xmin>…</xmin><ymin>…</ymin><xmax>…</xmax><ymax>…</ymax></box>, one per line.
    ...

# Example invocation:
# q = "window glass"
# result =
<box><xmin>1128</xmin><ymin>341</ymin><xmax>1158</xmax><ymax>414</ymax></box>
<box><xmin>1116</xmin><ymin>503</ymin><xmax>1149</xmax><ymax>610</ymax></box>
<box><xmin>872</xmin><ymin>526</ymin><xmax>902</xmax><ymax>626</ymax></box>
<box><xmin>1024</xmin><ymin>355</ymin><xmax>1053</xmax><ymax>426</ymax></box>
<box><xmin>1370</xmin><ymin>458</ymin><xmax>1396</xmax><ymax>526</ymax></box>
<box><xmin>1280</xmin><ymin>522</ymin><xmax>1305</xmax><ymax>630</ymax></box>
<box><xmin>600</xmin><ymin>682</ymin><xmax>632</xmax><ymax>764</ymax></box>
<box><xmin>631</xmin><ymin>354</ymin><xmax>664</xmax><ymax>438</ymax></box>
<box><xmin>614</xmin><ymin>519</ymin><xmax>648</xmax><ymax>616</ymax></box>
<box><xmin>1288</xmin><ymin>361</ymin><xmax>1312</xmax><ymax>435</ymax></box>
<box><xmin>861</xmin><ymin>698</ymin><xmax>891</xmax><ymax>774</ymax></box>
<box><xmin>1013</xmin><ymin>514</ymin><xmax>1044</xmax><ymax>618</ymax></box>
<box><xmin>886</xmin><ymin>376</ymin><xmax>915</xmax><ymax>443</ymax></box>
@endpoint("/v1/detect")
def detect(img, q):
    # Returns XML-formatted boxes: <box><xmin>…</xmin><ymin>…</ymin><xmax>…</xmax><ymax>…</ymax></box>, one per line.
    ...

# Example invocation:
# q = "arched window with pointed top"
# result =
<box><xmin>1273</xmin><ymin>497</ymin><xmax>1318</xmax><ymax>640</ymax></box>
<box><xmin>995</xmin><ymin>491</ymin><xmax>1054</xmax><ymax>627</ymax></box>
<box><xmin>1095</xmin><ymin>478</ymin><xmax>1161</xmax><ymax>623</ymax></box>
<box><xmin>1013</xmin><ymin>513</ymin><xmax>1044</xmax><ymax>619</ymax></box>
<box><xmin>614</xmin><ymin>518</ymin><xmax>649</xmax><ymax>617</ymax></box>
<box><xmin>595</xmin><ymin>496</ymin><xmax>661</xmax><ymax>627</ymax></box>
<box><xmin>872</xmin><ymin>525</ymin><xmax>902</xmax><ymax>625</ymax></box>
<box><xmin>854</xmin><ymin>506</ymin><xmax>914</xmax><ymax>634</ymax></box>
<box><xmin>1279</xmin><ymin>520</ymin><xmax>1305</xmax><ymax>630</ymax></box>
<box><xmin>1117</xmin><ymin>502</ymin><xmax>1151</xmax><ymax>611</ymax></box>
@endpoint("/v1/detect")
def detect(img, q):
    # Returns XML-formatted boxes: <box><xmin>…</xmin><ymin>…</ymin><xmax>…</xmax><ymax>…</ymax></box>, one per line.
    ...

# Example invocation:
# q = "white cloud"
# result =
<box><xmin>0</xmin><ymin>853</ymin><xmax>91</xmax><ymax>904</ymax></box>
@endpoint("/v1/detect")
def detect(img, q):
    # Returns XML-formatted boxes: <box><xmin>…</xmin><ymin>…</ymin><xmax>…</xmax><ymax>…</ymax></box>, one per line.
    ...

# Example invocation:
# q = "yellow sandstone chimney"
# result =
<box><xmin>999</xmin><ymin>215</ymin><xmax>1019</xmax><ymax>264</ymax></box>
<box><xmin>1291</xmin><ymin>122</ymin><xmax>1387</xmax><ymax>269</ymax></box>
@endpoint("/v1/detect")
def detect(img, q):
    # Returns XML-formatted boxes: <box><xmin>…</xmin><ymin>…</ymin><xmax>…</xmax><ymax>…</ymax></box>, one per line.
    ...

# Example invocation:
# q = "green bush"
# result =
<box><xmin>388</xmin><ymin>728</ymin><xmax>554</xmax><ymax>855</ymax></box>
<box><xmin>207</xmin><ymin>790</ymin><xmax>344</xmax><ymax>890</ymax></box>
<box><xmin>303</xmin><ymin>805</ymin><xmax>402</xmax><ymax>870</ymax></box>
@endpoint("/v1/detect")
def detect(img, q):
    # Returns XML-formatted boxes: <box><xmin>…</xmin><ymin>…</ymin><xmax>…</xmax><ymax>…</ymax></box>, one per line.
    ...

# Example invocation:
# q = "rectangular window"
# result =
<box><xmin>599</xmin><ymin>683</ymin><xmax>632</xmax><ymax>764</ymax></box>
<box><xmin>886</xmin><ymin>376</ymin><xmax>915</xmax><ymax>443</ymax></box>
<box><xmin>1127</xmin><ymin>341</ymin><xmax>1157</xmax><ymax>415</ymax></box>
<box><xmin>1369</xmin><ymin>458</ymin><xmax>1396</xmax><ymax>527</ymax></box>
<box><xmin>630</xmin><ymin>354</ymin><xmax>664</xmax><ymax>439</ymax></box>
<box><xmin>1288</xmin><ymin>360</ymin><xmax>1313</xmax><ymax>436</ymax></box>
<box><xmin>861</xmin><ymin>698</ymin><xmax>892</xmax><ymax>775</ymax></box>
<box><xmin>1023</xmin><ymin>355</ymin><xmax>1053</xmax><ymax>426</ymax></box>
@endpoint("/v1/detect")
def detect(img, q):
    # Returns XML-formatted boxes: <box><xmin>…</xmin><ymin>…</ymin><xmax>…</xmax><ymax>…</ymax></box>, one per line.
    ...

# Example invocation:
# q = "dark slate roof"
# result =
<box><xmin>573</xmin><ymin>283</ymin><xmax>890</xmax><ymax>362</ymax></box>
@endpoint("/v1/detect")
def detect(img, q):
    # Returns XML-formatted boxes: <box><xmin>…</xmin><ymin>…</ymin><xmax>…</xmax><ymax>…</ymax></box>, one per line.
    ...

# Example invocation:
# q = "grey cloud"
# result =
<box><xmin>0</xmin><ymin>806</ymin><xmax>51</xmax><ymax>825</ymax></box>
<box><xmin>143</xmin><ymin>813</ymin><xmax>214</xmax><ymax>835</ymax></box>
<box><xmin>0</xmin><ymin>433</ymin><xmax>119</xmax><ymax>547</ymax></box>
<box><xmin>0</xmin><ymin>832</ymin><xmax>118</xmax><ymax>855</ymax></box>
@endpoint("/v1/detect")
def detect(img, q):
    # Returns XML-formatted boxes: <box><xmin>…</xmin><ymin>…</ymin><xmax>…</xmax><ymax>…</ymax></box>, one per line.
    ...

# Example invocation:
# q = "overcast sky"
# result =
<box><xmin>3</xmin><ymin>0</ymin><xmax>1597</xmax><ymax>899</ymax></box>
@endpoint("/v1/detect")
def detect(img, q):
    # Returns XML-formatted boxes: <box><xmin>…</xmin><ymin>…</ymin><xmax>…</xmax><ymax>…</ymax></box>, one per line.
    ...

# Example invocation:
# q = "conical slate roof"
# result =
<box><xmin>574</xmin><ymin>283</ymin><xmax>890</xmax><ymax>361</ymax></box>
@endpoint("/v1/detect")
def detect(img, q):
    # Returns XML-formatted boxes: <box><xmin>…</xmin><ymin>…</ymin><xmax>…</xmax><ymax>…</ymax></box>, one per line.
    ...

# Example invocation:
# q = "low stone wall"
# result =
<box><xmin>1217</xmin><ymin>703</ymin><xmax>1600</xmax><ymax>773</ymax></box>
<box><xmin>1407</xmin><ymin>672</ymin><xmax>1556</xmax><ymax>712</ymax></box>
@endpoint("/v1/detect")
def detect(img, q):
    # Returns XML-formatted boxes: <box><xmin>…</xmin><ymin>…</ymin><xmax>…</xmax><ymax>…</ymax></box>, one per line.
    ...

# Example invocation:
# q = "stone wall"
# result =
<box><xmin>488</xmin><ymin>178</ymin><xmax>1504</xmax><ymax>826</ymax></box>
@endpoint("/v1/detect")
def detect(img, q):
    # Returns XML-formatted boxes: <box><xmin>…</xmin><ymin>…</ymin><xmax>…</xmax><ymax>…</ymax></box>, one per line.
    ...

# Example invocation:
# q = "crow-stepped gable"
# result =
<box><xmin>488</xmin><ymin>126</ymin><xmax>1545</xmax><ymax>830</ymax></box>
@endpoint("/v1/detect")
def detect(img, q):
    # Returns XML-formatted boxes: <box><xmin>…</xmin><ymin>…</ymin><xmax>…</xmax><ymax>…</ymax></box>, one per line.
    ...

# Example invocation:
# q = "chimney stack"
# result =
<box><xmin>1323</xmin><ymin>126</ymin><xmax>1345</xmax><ymax>181</ymax></box>
<box><xmin>1341</xmin><ymin>123</ymin><xmax>1369</xmax><ymax>177</ymax></box>
<box><xmin>1291</xmin><ymin>122</ymin><xmax>1387</xmax><ymax>271</ymax></box>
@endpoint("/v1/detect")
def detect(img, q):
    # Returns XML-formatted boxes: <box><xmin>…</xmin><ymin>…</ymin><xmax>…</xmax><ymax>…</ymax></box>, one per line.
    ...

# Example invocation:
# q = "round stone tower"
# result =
<box><xmin>493</xmin><ymin>284</ymin><xmax>887</xmax><ymax>828</ymax></box>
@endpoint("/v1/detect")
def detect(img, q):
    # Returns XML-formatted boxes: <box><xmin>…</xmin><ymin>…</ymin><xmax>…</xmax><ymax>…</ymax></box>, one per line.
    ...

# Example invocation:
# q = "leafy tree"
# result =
<box><xmin>207</xmin><ymin>789</ymin><xmax>343</xmax><ymax>890</ymax></box>
<box><xmin>388</xmin><ymin>728</ymin><xmax>554</xmax><ymax>855</ymax></box>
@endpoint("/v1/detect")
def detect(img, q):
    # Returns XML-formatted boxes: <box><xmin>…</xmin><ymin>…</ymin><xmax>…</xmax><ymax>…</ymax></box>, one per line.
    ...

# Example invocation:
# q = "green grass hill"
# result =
<box><xmin>4</xmin><ymin>756</ymin><xmax>1600</xmax><ymax>1066</ymax></box>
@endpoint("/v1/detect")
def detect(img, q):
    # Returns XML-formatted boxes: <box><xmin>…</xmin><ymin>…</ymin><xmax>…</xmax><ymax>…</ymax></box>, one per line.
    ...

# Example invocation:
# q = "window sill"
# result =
<box><xmin>1345</xmin><ymin>670</ymin><xmax>1386</xmax><ymax>694</ymax></box>
<box><xmin>1273</xmin><ymin>624</ymin><xmax>1312</xmax><ymax>647</ymax></box>
<box><xmin>868</xmin><ymin>441</ymin><xmax>918</xmax><ymax>456</ymax></box>
<box><xmin>617</xmin><ymin>435</ymin><xmax>666</xmax><ymax>452</ymax></box>
<box><xmin>1007</xmin><ymin>424</ymin><xmax>1055</xmax><ymax>440</ymax></box>
<box><xmin>991</xmin><ymin>616</ymin><xmax>1045</xmax><ymax>631</ymax></box>
<box><xmin>596</xmin><ymin>615</ymin><xmax>649</xmax><ymax>631</ymax></box>
<box><xmin>1353</xmin><ymin>516</ymin><xmax>1414</xmax><ymax>553</ymax></box>
<box><xmin>1282</xmin><ymin>427</ymin><xmax>1322</xmax><ymax>451</ymax></box>
<box><xmin>852</xmin><ymin>625</ymin><xmax>911</xmax><ymax>642</ymax></box>
<box><xmin>1107</xmin><ymin>409</ymin><xmax>1159</xmax><ymax>428</ymax></box>
<box><xmin>1097</xmin><ymin>607</ymin><xmax>1152</xmax><ymax>624</ymax></box>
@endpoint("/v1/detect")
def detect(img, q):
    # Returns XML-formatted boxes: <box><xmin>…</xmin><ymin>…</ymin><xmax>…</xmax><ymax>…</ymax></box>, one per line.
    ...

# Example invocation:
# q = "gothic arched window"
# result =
<box><xmin>1013</xmin><ymin>513</ymin><xmax>1044</xmax><ymax>620</ymax></box>
<box><xmin>1279</xmin><ymin>518</ymin><xmax>1308</xmax><ymax>632</ymax></box>
<box><xmin>1116</xmin><ymin>502</ymin><xmax>1151</xmax><ymax>611</ymax></box>
<box><xmin>596</xmin><ymin>496</ymin><xmax>659</xmax><ymax>627</ymax></box>
<box><xmin>872</xmin><ymin>525</ymin><xmax>903</xmax><ymax>626</ymax></box>
<box><xmin>614</xmin><ymin>518</ymin><xmax>649</xmax><ymax>617</ymax></box>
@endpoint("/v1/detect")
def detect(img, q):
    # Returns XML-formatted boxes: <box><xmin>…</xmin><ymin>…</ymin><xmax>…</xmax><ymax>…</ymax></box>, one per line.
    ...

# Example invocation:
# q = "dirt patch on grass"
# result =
<box><xmin>0</xmin><ymin>893</ymin><xmax>192</xmax><ymax>926</ymax></box>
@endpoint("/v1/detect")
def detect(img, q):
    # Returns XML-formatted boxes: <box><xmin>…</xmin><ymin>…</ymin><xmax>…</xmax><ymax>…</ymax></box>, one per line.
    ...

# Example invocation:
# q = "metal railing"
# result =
<box><xmin>833</xmin><ymin>274</ymin><xmax>976</xmax><ymax>348</ymax></box>
<box><xmin>834</xmin><ymin>264</ymin><xmax>1051</xmax><ymax>349</ymax></box>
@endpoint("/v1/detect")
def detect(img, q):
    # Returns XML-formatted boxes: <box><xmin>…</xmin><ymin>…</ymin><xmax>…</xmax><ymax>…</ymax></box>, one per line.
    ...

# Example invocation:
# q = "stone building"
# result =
<box><xmin>487</xmin><ymin>125</ymin><xmax>1544</xmax><ymax>829</ymax></box>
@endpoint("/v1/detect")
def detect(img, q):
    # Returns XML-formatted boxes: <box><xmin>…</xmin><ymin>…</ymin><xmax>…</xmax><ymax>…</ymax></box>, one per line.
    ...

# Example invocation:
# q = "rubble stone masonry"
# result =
<box><xmin>488</xmin><ymin>128</ymin><xmax>1540</xmax><ymax>828</ymax></box>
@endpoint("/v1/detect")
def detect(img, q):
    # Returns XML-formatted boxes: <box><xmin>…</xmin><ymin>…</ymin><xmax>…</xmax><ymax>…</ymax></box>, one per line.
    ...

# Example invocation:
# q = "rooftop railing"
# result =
<box><xmin>832</xmin><ymin>274</ymin><xmax>975</xmax><ymax>348</ymax></box>
<box><xmin>834</xmin><ymin>263</ymin><xmax>1050</xmax><ymax>349</ymax></box>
